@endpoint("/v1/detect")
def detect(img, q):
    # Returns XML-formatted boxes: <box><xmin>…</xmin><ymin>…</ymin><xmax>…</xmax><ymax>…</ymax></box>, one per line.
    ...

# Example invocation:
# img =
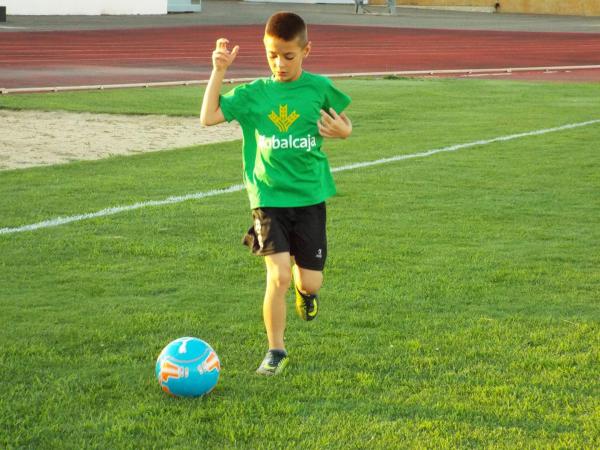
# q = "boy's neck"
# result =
<box><xmin>289</xmin><ymin>69</ymin><xmax>303</xmax><ymax>82</ymax></box>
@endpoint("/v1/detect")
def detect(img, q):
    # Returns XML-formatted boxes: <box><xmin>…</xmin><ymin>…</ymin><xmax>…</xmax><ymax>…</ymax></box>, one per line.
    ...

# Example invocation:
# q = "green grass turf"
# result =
<box><xmin>1</xmin><ymin>79</ymin><xmax>599</xmax><ymax>448</ymax></box>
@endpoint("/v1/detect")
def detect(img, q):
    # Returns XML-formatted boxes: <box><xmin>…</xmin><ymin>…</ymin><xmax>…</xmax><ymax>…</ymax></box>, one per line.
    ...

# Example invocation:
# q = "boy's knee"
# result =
<box><xmin>295</xmin><ymin>271</ymin><xmax>323</xmax><ymax>295</ymax></box>
<box><xmin>265</xmin><ymin>253</ymin><xmax>292</xmax><ymax>289</ymax></box>
<box><xmin>267</xmin><ymin>267</ymin><xmax>292</xmax><ymax>289</ymax></box>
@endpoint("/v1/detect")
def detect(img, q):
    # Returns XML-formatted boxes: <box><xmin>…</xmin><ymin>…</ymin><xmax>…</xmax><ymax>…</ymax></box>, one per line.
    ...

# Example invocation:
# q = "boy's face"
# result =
<box><xmin>263</xmin><ymin>34</ymin><xmax>311</xmax><ymax>82</ymax></box>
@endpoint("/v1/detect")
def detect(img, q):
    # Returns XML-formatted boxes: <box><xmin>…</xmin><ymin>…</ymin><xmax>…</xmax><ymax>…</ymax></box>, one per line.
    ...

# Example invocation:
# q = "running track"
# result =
<box><xmin>2</xmin><ymin>24</ymin><xmax>600</xmax><ymax>89</ymax></box>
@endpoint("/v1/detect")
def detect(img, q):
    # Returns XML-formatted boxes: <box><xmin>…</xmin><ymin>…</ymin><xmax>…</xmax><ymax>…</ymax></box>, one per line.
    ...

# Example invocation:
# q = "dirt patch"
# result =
<box><xmin>0</xmin><ymin>110</ymin><xmax>242</xmax><ymax>170</ymax></box>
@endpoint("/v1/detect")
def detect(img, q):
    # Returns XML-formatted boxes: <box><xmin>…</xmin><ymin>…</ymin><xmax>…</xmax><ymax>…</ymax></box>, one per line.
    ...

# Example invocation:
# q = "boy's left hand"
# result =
<box><xmin>318</xmin><ymin>108</ymin><xmax>352</xmax><ymax>139</ymax></box>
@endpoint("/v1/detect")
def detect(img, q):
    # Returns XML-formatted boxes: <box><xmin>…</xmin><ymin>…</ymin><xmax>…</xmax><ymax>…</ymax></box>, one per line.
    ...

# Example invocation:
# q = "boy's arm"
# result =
<box><xmin>200</xmin><ymin>38</ymin><xmax>239</xmax><ymax>126</ymax></box>
<box><xmin>318</xmin><ymin>108</ymin><xmax>352</xmax><ymax>139</ymax></box>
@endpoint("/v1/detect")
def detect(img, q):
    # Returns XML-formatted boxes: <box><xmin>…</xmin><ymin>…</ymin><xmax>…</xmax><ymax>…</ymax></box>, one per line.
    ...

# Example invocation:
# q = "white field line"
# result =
<box><xmin>1</xmin><ymin>119</ymin><xmax>599</xmax><ymax>236</ymax></box>
<box><xmin>3</xmin><ymin>65</ymin><xmax>600</xmax><ymax>94</ymax></box>
<box><xmin>0</xmin><ymin>184</ymin><xmax>245</xmax><ymax>235</ymax></box>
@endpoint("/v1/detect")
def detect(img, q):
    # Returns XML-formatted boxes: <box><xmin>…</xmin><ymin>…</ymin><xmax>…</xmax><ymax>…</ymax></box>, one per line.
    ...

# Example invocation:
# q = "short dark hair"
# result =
<box><xmin>265</xmin><ymin>12</ymin><xmax>308</xmax><ymax>47</ymax></box>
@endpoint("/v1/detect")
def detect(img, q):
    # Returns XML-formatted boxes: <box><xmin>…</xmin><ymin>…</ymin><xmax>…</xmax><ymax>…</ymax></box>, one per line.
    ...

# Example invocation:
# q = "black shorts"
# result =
<box><xmin>242</xmin><ymin>202</ymin><xmax>327</xmax><ymax>271</ymax></box>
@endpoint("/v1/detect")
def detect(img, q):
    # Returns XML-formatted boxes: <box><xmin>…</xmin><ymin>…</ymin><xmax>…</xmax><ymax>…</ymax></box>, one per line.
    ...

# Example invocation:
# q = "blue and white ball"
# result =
<box><xmin>155</xmin><ymin>337</ymin><xmax>220</xmax><ymax>397</ymax></box>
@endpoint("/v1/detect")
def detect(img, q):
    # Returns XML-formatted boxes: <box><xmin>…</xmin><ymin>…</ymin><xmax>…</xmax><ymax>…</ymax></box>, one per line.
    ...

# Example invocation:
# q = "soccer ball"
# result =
<box><xmin>155</xmin><ymin>337</ymin><xmax>220</xmax><ymax>397</ymax></box>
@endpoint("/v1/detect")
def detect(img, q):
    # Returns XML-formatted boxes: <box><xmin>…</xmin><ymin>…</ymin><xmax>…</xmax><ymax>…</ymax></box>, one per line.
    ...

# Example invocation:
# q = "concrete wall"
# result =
<box><xmin>371</xmin><ymin>0</ymin><xmax>491</xmax><ymax>5</ymax></box>
<box><xmin>500</xmin><ymin>0</ymin><xmax>600</xmax><ymax>16</ymax></box>
<box><xmin>370</xmin><ymin>0</ymin><xmax>600</xmax><ymax>16</ymax></box>
<box><xmin>3</xmin><ymin>0</ymin><xmax>167</xmax><ymax>15</ymax></box>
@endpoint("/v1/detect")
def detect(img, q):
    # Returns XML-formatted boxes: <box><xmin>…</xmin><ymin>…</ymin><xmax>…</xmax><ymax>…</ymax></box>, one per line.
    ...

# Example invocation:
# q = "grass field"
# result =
<box><xmin>1</xmin><ymin>78</ymin><xmax>599</xmax><ymax>448</ymax></box>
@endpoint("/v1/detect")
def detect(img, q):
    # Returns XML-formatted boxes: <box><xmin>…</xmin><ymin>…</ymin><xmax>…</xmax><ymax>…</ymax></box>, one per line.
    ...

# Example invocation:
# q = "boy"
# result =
<box><xmin>200</xmin><ymin>12</ymin><xmax>352</xmax><ymax>376</ymax></box>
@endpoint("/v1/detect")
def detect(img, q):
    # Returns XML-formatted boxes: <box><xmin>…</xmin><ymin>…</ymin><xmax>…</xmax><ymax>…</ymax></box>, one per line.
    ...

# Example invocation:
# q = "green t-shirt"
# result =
<box><xmin>219</xmin><ymin>70</ymin><xmax>351</xmax><ymax>209</ymax></box>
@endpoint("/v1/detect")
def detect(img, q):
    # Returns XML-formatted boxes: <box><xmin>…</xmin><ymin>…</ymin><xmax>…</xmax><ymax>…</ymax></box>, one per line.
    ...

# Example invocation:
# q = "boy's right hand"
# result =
<box><xmin>212</xmin><ymin>38</ymin><xmax>239</xmax><ymax>72</ymax></box>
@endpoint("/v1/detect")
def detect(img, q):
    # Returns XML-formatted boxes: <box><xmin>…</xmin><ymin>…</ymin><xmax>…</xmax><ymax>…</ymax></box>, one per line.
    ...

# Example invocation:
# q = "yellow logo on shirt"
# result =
<box><xmin>268</xmin><ymin>105</ymin><xmax>299</xmax><ymax>132</ymax></box>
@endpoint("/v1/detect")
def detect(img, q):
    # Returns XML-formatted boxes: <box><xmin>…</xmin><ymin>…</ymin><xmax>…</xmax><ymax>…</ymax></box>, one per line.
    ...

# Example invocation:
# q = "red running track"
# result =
<box><xmin>1</xmin><ymin>24</ymin><xmax>600</xmax><ymax>89</ymax></box>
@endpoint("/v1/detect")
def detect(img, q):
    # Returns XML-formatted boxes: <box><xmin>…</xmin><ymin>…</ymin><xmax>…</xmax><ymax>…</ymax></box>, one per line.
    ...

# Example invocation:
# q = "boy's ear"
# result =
<box><xmin>303</xmin><ymin>41</ymin><xmax>312</xmax><ymax>58</ymax></box>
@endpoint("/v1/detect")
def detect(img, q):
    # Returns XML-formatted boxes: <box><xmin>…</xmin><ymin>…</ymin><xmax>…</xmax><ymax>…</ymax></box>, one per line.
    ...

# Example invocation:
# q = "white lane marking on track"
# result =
<box><xmin>1</xmin><ymin>119</ymin><xmax>599</xmax><ymax>236</ymax></box>
<box><xmin>4</xmin><ymin>66</ymin><xmax>600</xmax><ymax>94</ymax></box>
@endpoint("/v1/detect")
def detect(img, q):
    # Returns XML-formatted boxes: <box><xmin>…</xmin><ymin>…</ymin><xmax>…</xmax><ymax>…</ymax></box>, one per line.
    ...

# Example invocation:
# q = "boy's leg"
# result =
<box><xmin>289</xmin><ymin>202</ymin><xmax>327</xmax><ymax>321</ymax></box>
<box><xmin>292</xmin><ymin>264</ymin><xmax>323</xmax><ymax>295</ymax></box>
<box><xmin>263</xmin><ymin>252</ymin><xmax>292</xmax><ymax>351</ymax></box>
<box><xmin>242</xmin><ymin>206</ymin><xmax>295</xmax><ymax>375</ymax></box>
<box><xmin>292</xmin><ymin>263</ymin><xmax>322</xmax><ymax>321</ymax></box>
<box><xmin>257</xmin><ymin>252</ymin><xmax>292</xmax><ymax>375</ymax></box>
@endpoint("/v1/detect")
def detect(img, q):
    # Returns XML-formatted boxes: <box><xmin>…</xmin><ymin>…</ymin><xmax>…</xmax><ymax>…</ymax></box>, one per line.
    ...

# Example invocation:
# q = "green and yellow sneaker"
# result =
<box><xmin>256</xmin><ymin>349</ymin><xmax>289</xmax><ymax>376</ymax></box>
<box><xmin>295</xmin><ymin>286</ymin><xmax>318</xmax><ymax>321</ymax></box>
